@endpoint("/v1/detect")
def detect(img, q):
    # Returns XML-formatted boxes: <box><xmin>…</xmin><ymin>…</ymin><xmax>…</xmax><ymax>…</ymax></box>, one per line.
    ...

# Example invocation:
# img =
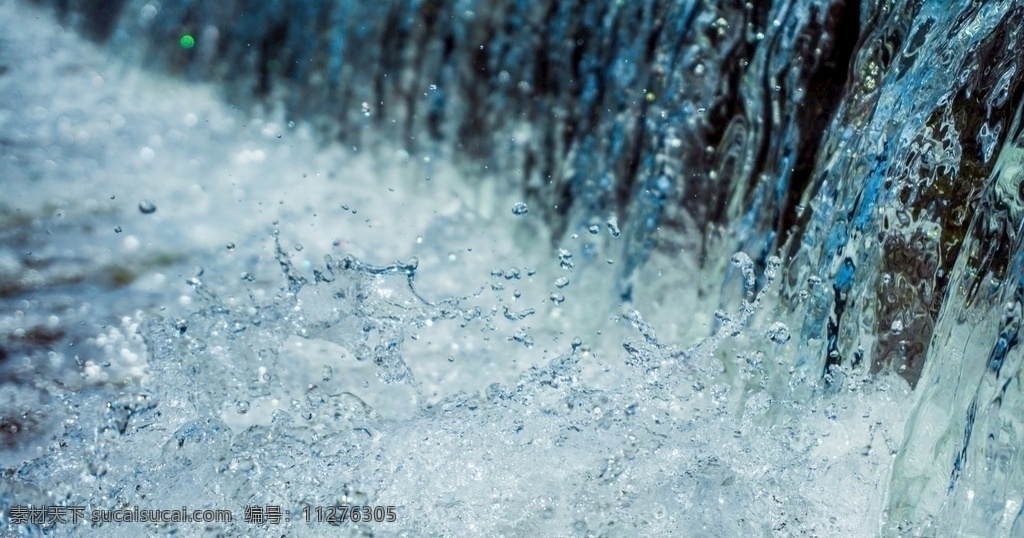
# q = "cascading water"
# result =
<box><xmin>2</xmin><ymin>0</ymin><xmax>1024</xmax><ymax>535</ymax></box>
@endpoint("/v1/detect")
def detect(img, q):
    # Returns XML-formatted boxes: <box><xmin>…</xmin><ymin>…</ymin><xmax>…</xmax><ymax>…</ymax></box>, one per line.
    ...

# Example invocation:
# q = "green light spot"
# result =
<box><xmin>179</xmin><ymin>34</ymin><xmax>195</xmax><ymax>49</ymax></box>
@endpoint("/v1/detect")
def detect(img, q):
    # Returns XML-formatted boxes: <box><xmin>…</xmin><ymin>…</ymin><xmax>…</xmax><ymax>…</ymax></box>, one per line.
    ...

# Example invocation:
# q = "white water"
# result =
<box><xmin>0</xmin><ymin>2</ymin><xmax>914</xmax><ymax>536</ymax></box>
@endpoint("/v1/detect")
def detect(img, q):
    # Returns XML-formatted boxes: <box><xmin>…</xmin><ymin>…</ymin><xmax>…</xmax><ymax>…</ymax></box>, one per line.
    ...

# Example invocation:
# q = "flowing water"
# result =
<box><xmin>2</xmin><ymin>0</ymin><xmax>1024</xmax><ymax>536</ymax></box>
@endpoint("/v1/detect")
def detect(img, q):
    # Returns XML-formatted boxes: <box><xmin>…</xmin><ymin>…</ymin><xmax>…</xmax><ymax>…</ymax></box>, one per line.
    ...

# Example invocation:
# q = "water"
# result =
<box><xmin>2</xmin><ymin>0</ymin><xmax>1024</xmax><ymax>536</ymax></box>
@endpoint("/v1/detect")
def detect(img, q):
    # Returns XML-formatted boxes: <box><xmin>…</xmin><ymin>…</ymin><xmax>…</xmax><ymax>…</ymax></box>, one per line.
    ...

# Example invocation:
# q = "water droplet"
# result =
<box><xmin>730</xmin><ymin>252</ymin><xmax>756</xmax><ymax>293</ymax></box>
<box><xmin>226</xmin><ymin>242</ymin><xmax>235</xmax><ymax>250</ymax></box>
<box><xmin>890</xmin><ymin>318</ymin><xmax>904</xmax><ymax>334</ymax></box>
<box><xmin>114</xmin><ymin>226</ymin><xmax>122</xmax><ymax>233</ymax></box>
<box><xmin>235</xmin><ymin>400</ymin><xmax>250</xmax><ymax>414</ymax></box>
<box><xmin>554</xmin><ymin>276</ymin><xmax>570</xmax><ymax>289</ymax></box>
<box><xmin>763</xmin><ymin>256</ymin><xmax>782</xmax><ymax>280</ymax></box>
<box><xmin>606</xmin><ymin>216</ymin><xmax>621</xmax><ymax>237</ymax></box>
<box><xmin>138</xmin><ymin>200</ymin><xmax>157</xmax><ymax>214</ymax></box>
<box><xmin>824</xmin><ymin>403</ymin><xmax>838</xmax><ymax>420</ymax></box>
<box><xmin>588</xmin><ymin>224</ymin><xmax>601</xmax><ymax>234</ymax></box>
<box><xmin>558</xmin><ymin>249</ymin><xmax>574</xmax><ymax>270</ymax></box>
<box><xmin>512</xmin><ymin>202</ymin><xmax>529</xmax><ymax>216</ymax></box>
<box><xmin>550</xmin><ymin>292</ymin><xmax>565</xmax><ymax>305</ymax></box>
<box><xmin>765</xmin><ymin>322</ymin><xmax>791</xmax><ymax>344</ymax></box>
<box><xmin>510</xmin><ymin>330</ymin><xmax>534</xmax><ymax>348</ymax></box>
<box><xmin>321</xmin><ymin>365</ymin><xmax>333</xmax><ymax>382</ymax></box>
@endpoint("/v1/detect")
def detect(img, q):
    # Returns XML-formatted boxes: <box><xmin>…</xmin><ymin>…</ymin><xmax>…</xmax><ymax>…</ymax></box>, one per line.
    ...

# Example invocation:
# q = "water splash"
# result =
<box><xmin>4</xmin><ymin>238</ymin><xmax>907</xmax><ymax>536</ymax></box>
<box><xmin>6</xmin><ymin>0</ymin><xmax>1024</xmax><ymax>534</ymax></box>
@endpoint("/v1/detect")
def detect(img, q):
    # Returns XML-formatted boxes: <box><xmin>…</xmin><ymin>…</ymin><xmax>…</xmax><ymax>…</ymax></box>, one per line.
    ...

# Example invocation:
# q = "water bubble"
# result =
<box><xmin>321</xmin><ymin>365</ymin><xmax>333</xmax><ymax>382</ymax></box>
<box><xmin>114</xmin><ymin>226</ymin><xmax>122</xmax><ymax>233</ymax></box>
<box><xmin>235</xmin><ymin>400</ymin><xmax>250</xmax><ymax>414</ymax></box>
<box><xmin>554</xmin><ymin>276</ymin><xmax>570</xmax><ymax>289</ymax></box>
<box><xmin>890</xmin><ymin>318</ymin><xmax>904</xmax><ymax>334</ymax></box>
<box><xmin>588</xmin><ymin>224</ymin><xmax>601</xmax><ymax>234</ymax></box>
<box><xmin>138</xmin><ymin>200</ymin><xmax>157</xmax><ymax>214</ymax></box>
<box><xmin>511</xmin><ymin>202</ymin><xmax>529</xmax><ymax>216</ymax></box>
<box><xmin>226</xmin><ymin>242</ymin><xmax>235</xmax><ymax>250</ymax></box>
<box><xmin>550</xmin><ymin>292</ymin><xmax>566</xmax><ymax>305</ymax></box>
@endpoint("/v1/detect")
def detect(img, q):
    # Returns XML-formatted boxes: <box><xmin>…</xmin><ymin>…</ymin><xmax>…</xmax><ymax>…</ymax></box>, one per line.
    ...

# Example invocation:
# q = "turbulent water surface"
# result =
<box><xmin>2</xmin><ymin>0</ymin><xmax>1024</xmax><ymax>536</ymax></box>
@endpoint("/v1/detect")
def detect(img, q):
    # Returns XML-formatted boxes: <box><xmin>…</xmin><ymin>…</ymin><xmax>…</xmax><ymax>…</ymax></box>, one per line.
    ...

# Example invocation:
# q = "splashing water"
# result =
<box><xmin>4</xmin><ymin>0</ymin><xmax>1024</xmax><ymax>536</ymax></box>
<box><xmin>0</xmin><ymin>7</ymin><xmax>904</xmax><ymax>531</ymax></box>
<box><xmin>11</xmin><ymin>234</ymin><xmax>909</xmax><ymax>536</ymax></box>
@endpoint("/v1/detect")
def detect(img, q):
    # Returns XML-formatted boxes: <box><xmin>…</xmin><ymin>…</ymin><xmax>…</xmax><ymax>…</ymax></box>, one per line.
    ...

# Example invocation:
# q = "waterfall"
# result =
<box><xmin>3</xmin><ymin>0</ymin><xmax>1024</xmax><ymax>535</ymax></box>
